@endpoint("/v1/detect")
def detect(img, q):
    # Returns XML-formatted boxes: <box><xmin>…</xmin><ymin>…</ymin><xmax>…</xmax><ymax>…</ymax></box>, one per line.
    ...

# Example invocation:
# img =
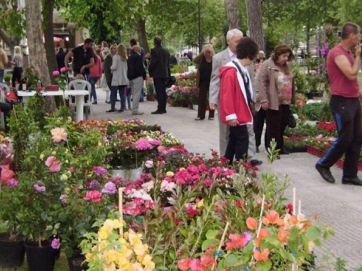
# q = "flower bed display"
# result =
<box><xmin>1</xmin><ymin>107</ymin><xmax>334</xmax><ymax>270</ymax></box>
<box><xmin>306</xmin><ymin>145</ymin><xmax>362</xmax><ymax>170</ymax></box>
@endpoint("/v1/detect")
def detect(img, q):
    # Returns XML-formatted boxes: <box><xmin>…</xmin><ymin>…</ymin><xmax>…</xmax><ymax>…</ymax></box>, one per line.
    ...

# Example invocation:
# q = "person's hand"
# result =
<box><xmin>80</xmin><ymin>66</ymin><xmax>85</xmax><ymax>74</ymax></box>
<box><xmin>261</xmin><ymin>102</ymin><xmax>269</xmax><ymax>111</ymax></box>
<box><xmin>228</xmin><ymin>119</ymin><xmax>239</xmax><ymax>127</ymax></box>
<box><xmin>356</xmin><ymin>43</ymin><xmax>361</xmax><ymax>58</ymax></box>
<box><xmin>210</xmin><ymin>103</ymin><xmax>217</xmax><ymax>110</ymax></box>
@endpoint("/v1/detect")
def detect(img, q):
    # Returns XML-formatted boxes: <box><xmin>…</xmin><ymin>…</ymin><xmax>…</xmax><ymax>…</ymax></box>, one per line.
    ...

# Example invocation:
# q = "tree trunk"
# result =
<box><xmin>25</xmin><ymin>0</ymin><xmax>56</xmax><ymax>112</ymax></box>
<box><xmin>224</xmin><ymin>0</ymin><xmax>240</xmax><ymax>29</ymax></box>
<box><xmin>136</xmin><ymin>19</ymin><xmax>149</xmax><ymax>53</ymax></box>
<box><xmin>43</xmin><ymin>0</ymin><xmax>57</xmax><ymax>85</ymax></box>
<box><xmin>245</xmin><ymin>0</ymin><xmax>265</xmax><ymax>51</ymax></box>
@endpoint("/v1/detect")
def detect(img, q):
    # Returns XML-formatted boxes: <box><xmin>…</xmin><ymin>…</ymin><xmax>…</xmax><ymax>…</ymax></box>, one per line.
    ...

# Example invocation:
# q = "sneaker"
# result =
<box><xmin>132</xmin><ymin>111</ymin><xmax>144</xmax><ymax>115</ymax></box>
<box><xmin>92</xmin><ymin>101</ymin><xmax>97</xmax><ymax>104</ymax></box>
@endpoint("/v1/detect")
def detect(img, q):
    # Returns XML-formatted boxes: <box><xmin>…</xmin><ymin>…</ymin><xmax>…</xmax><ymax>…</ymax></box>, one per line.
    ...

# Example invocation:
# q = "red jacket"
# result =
<box><xmin>219</xmin><ymin>62</ymin><xmax>253</xmax><ymax>125</ymax></box>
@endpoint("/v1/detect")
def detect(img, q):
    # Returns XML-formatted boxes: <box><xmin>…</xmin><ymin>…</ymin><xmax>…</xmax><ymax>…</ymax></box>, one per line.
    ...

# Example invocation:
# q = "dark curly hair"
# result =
<box><xmin>236</xmin><ymin>37</ymin><xmax>259</xmax><ymax>61</ymax></box>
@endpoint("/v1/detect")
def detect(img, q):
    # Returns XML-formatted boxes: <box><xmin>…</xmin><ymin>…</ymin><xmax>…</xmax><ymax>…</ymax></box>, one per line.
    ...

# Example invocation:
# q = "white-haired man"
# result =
<box><xmin>209</xmin><ymin>29</ymin><xmax>262</xmax><ymax>166</ymax></box>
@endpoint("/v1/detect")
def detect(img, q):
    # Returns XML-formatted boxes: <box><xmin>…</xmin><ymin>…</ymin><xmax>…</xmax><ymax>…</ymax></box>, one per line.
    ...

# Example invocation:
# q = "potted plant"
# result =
<box><xmin>0</xmin><ymin>133</ymin><xmax>25</xmax><ymax>269</ymax></box>
<box><xmin>3</xmin><ymin>74</ymin><xmax>12</xmax><ymax>86</ymax></box>
<box><xmin>146</xmin><ymin>77</ymin><xmax>156</xmax><ymax>101</ymax></box>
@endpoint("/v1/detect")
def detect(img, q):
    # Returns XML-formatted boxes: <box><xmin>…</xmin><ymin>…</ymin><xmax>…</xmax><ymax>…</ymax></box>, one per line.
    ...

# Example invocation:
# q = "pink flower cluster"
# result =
<box><xmin>135</xmin><ymin>138</ymin><xmax>160</xmax><ymax>151</ymax></box>
<box><xmin>45</xmin><ymin>156</ymin><xmax>61</xmax><ymax>172</ymax></box>
<box><xmin>178</xmin><ymin>255</ymin><xmax>215</xmax><ymax>271</ymax></box>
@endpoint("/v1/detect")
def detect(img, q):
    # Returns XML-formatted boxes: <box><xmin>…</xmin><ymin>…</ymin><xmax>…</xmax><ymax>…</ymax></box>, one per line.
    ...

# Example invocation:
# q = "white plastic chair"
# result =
<box><xmin>0</xmin><ymin>83</ymin><xmax>11</xmax><ymax>130</ymax></box>
<box><xmin>68</xmin><ymin>79</ymin><xmax>93</xmax><ymax>119</ymax></box>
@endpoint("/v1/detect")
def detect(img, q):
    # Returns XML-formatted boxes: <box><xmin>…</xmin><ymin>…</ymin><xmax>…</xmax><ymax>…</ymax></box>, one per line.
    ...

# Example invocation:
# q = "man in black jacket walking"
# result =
<box><xmin>127</xmin><ymin>45</ymin><xmax>146</xmax><ymax>115</ymax></box>
<box><xmin>148</xmin><ymin>36</ymin><xmax>170</xmax><ymax>114</ymax></box>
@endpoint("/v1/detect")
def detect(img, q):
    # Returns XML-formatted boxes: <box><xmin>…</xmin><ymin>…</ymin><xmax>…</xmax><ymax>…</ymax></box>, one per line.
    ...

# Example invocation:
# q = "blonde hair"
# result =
<box><xmin>202</xmin><ymin>44</ymin><xmax>215</xmax><ymax>57</ymax></box>
<box><xmin>117</xmin><ymin>44</ymin><xmax>127</xmax><ymax>62</ymax></box>
<box><xmin>14</xmin><ymin>46</ymin><xmax>23</xmax><ymax>59</ymax></box>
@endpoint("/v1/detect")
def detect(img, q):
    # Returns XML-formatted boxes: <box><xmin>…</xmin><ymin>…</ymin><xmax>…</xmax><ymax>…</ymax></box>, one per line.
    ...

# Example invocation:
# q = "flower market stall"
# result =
<box><xmin>0</xmin><ymin>98</ymin><xmax>334</xmax><ymax>271</ymax></box>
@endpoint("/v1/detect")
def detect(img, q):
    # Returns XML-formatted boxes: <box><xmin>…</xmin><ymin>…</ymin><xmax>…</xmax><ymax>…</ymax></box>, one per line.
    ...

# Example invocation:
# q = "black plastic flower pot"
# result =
<box><xmin>0</xmin><ymin>232</ymin><xmax>25</xmax><ymax>269</ymax></box>
<box><xmin>24</xmin><ymin>240</ymin><xmax>56</xmax><ymax>271</ymax></box>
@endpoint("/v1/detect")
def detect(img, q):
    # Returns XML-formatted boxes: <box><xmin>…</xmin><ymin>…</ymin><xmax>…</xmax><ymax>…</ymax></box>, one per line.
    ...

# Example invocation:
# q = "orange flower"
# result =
<box><xmin>259</xmin><ymin>228</ymin><xmax>269</xmax><ymax>239</ymax></box>
<box><xmin>277</xmin><ymin>231</ymin><xmax>288</xmax><ymax>244</ymax></box>
<box><xmin>265</xmin><ymin>210</ymin><xmax>280</xmax><ymax>224</ymax></box>
<box><xmin>254</xmin><ymin>248</ymin><xmax>269</xmax><ymax>262</ymax></box>
<box><xmin>254</xmin><ymin>237</ymin><xmax>261</xmax><ymax>247</ymax></box>
<box><xmin>246</xmin><ymin>217</ymin><xmax>257</xmax><ymax>230</ymax></box>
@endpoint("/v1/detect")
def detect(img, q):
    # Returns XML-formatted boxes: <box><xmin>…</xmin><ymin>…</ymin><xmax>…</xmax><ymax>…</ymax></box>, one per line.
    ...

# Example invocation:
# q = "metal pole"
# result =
<box><xmin>198</xmin><ymin>0</ymin><xmax>202</xmax><ymax>53</ymax></box>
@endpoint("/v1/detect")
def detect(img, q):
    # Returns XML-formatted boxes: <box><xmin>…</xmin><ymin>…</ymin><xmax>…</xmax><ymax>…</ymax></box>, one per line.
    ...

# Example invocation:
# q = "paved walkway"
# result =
<box><xmin>90</xmin><ymin>88</ymin><xmax>362</xmax><ymax>269</ymax></box>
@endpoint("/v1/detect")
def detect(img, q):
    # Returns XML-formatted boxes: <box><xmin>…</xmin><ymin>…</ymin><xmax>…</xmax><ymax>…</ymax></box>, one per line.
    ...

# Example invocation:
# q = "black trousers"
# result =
<box><xmin>197</xmin><ymin>81</ymin><xmax>214</xmax><ymax>119</ymax></box>
<box><xmin>317</xmin><ymin>96</ymin><xmax>362</xmax><ymax>178</ymax></box>
<box><xmin>225</xmin><ymin>125</ymin><xmax>249</xmax><ymax>163</ymax></box>
<box><xmin>265</xmin><ymin>105</ymin><xmax>289</xmax><ymax>151</ymax></box>
<box><xmin>153</xmin><ymin>78</ymin><xmax>167</xmax><ymax>112</ymax></box>
<box><xmin>12</xmin><ymin>67</ymin><xmax>23</xmax><ymax>87</ymax></box>
<box><xmin>254</xmin><ymin>108</ymin><xmax>267</xmax><ymax>148</ymax></box>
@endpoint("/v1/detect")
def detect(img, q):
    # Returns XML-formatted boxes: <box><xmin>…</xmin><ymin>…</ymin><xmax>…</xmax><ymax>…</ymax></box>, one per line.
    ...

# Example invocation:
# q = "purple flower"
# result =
<box><xmin>7</xmin><ymin>178</ymin><xmax>18</xmax><ymax>187</ymax></box>
<box><xmin>89</xmin><ymin>180</ymin><xmax>100</xmax><ymax>190</ymax></box>
<box><xmin>94</xmin><ymin>166</ymin><xmax>107</xmax><ymax>177</ymax></box>
<box><xmin>34</xmin><ymin>183</ymin><xmax>46</xmax><ymax>193</ymax></box>
<box><xmin>51</xmin><ymin>238</ymin><xmax>61</xmax><ymax>249</ymax></box>
<box><xmin>244</xmin><ymin>231</ymin><xmax>252</xmax><ymax>242</ymax></box>
<box><xmin>101</xmin><ymin>182</ymin><xmax>117</xmax><ymax>194</ymax></box>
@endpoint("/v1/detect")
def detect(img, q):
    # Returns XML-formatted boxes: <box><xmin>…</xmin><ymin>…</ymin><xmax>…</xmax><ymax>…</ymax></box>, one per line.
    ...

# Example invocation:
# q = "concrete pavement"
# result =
<box><xmin>90</xmin><ymin>88</ymin><xmax>362</xmax><ymax>269</ymax></box>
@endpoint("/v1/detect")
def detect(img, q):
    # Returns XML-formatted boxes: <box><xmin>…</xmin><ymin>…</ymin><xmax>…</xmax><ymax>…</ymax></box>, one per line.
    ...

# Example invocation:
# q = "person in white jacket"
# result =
<box><xmin>107</xmin><ymin>44</ymin><xmax>129</xmax><ymax>113</ymax></box>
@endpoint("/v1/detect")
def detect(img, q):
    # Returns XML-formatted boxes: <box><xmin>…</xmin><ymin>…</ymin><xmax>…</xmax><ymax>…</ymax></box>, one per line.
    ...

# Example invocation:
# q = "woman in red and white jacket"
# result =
<box><xmin>219</xmin><ymin>37</ymin><xmax>259</xmax><ymax>163</ymax></box>
<box><xmin>89</xmin><ymin>48</ymin><xmax>102</xmax><ymax>104</ymax></box>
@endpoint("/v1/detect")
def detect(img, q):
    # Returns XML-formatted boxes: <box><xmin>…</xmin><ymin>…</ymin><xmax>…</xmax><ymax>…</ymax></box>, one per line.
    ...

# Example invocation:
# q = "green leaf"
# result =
<box><xmin>201</xmin><ymin>239</ymin><xmax>216</xmax><ymax>251</ymax></box>
<box><xmin>256</xmin><ymin>260</ymin><xmax>272</xmax><ymax>271</ymax></box>
<box><xmin>225</xmin><ymin>254</ymin><xmax>239</xmax><ymax>267</ymax></box>
<box><xmin>306</xmin><ymin>225</ymin><xmax>322</xmax><ymax>240</ymax></box>
<box><xmin>205</xmin><ymin>229</ymin><xmax>219</xmax><ymax>239</ymax></box>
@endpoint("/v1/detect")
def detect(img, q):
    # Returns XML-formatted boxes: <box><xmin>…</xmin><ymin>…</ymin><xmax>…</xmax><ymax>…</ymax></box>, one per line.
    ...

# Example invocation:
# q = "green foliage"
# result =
<box><xmin>292</xmin><ymin>63</ymin><xmax>307</xmax><ymax>93</ymax></box>
<box><xmin>299</xmin><ymin>102</ymin><xmax>333</xmax><ymax>122</ymax></box>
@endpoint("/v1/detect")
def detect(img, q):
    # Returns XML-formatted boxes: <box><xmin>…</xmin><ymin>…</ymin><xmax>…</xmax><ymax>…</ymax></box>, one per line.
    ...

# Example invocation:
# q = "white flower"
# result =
<box><xmin>161</xmin><ymin>180</ymin><xmax>177</xmax><ymax>192</ymax></box>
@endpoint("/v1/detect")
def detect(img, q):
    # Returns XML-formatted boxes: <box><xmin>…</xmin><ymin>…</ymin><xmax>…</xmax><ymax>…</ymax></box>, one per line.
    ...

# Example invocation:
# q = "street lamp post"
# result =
<box><xmin>198</xmin><ymin>0</ymin><xmax>202</xmax><ymax>53</ymax></box>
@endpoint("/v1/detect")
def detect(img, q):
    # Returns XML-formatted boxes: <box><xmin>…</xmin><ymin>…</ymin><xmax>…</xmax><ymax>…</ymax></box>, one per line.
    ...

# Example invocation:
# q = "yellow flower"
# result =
<box><xmin>98</xmin><ymin>226</ymin><xmax>110</xmax><ymax>240</ymax></box>
<box><xmin>85</xmin><ymin>253</ymin><xmax>92</xmax><ymax>260</ymax></box>
<box><xmin>98</xmin><ymin>142</ymin><xmax>102</xmax><ymax>147</ymax></box>
<box><xmin>166</xmin><ymin>171</ymin><xmax>174</xmax><ymax>177</ymax></box>
<box><xmin>102</xmin><ymin>263</ymin><xmax>116</xmax><ymax>271</ymax></box>
<box><xmin>52</xmin><ymin>151</ymin><xmax>56</xmax><ymax>155</ymax></box>
<box><xmin>117</xmin><ymin>257</ymin><xmax>132</xmax><ymax>270</ymax></box>
<box><xmin>142</xmin><ymin>254</ymin><xmax>155</xmax><ymax>271</ymax></box>
<box><xmin>196</xmin><ymin>199</ymin><xmax>204</xmax><ymax>208</ymax></box>
<box><xmin>112</xmin><ymin>219</ymin><xmax>121</xmax><ymax>229</ymax></box>
<box><xmin>103</xmin><ymin>219</ymin><xmax>114</xmax><ymax>231</ymax></box>
<box><xmin>40</xmin><ymin>153</ymin><xmax>44</xmax><ymax>160</ymax></box>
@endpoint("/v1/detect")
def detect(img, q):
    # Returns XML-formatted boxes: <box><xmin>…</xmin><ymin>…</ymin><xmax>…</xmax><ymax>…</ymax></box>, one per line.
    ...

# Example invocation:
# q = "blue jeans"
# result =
<box><xmin>0</xmin><ymin>69</ymin><xmax>4</xmax><ymax>83</ymax></box>
<box><xmin>110</xmin><ymin>85</ymin><xmax>126</xmax><ymax>111</ymax></box>
<box><xmin>89</xmin><ymin>77</ymin><xmax>100</xmax><ymax>102</ymax></box>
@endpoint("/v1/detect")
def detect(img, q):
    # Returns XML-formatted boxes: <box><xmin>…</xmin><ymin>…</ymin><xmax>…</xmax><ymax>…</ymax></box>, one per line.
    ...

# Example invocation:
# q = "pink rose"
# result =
<box><xmin>45</xmin><ymin>156</ymin><xmax>61</xmax><ymax>172</ymax></box>
<box><xmin>50</xmin><ymin>127</ymin><xmax>67</xmax><ymax>142</ymax></box>
<box><xmin>84</xmin><ymin>190</ymin><xmax>102</xmax><ymax>203</ymax></box>
<box><xmin>52</xmin><ymin>70</ymin><xmax>60</xmax><ymax>76</ymax></box>
<box><xmin>60</xmin><ymin>67</ymin><xmax>67</xmax><ymax>73</ymax></box>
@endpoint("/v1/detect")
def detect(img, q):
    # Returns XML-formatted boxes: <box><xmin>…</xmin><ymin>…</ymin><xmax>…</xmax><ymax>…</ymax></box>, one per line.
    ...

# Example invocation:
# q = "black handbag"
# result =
<box><xmin>166</xmin><ymin>75</ymin><xmax>176</xmax><ymax>88</ymax></box>
<box><xmin>288</xmin><ymin>108</ymin><xmax>296</xmax><ymax>128</ymax></box>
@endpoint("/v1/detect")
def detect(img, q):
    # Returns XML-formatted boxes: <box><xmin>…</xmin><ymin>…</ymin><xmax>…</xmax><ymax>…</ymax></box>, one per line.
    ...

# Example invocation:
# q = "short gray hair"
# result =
<box><xmin>226</xmin><ymin>29</ymin><xmax>243</xmax><ymax>41</ymax></box>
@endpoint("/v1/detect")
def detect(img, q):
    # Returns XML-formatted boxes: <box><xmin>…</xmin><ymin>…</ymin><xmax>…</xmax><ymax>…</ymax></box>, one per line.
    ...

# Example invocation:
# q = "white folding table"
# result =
<box><xmin>17</xmin><ymin>90</ymin><xmax>89</xmax><ymax>122</ymax></box>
